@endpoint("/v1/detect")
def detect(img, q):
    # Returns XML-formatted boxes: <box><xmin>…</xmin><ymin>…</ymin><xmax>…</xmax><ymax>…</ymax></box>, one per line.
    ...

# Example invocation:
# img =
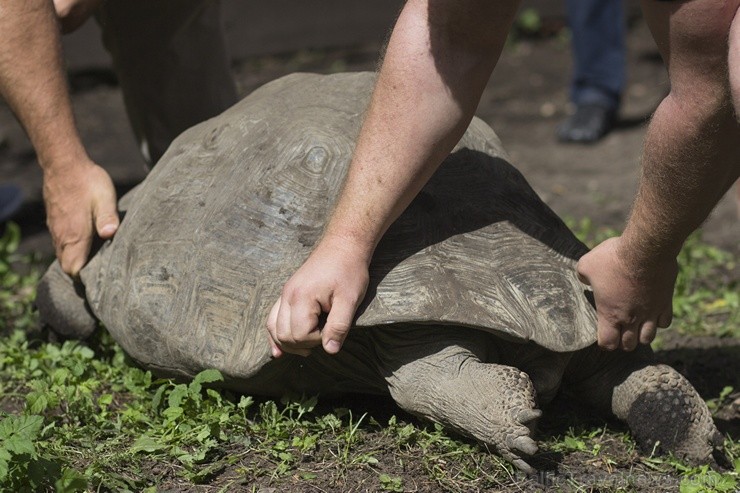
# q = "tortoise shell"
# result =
<box><xmin>79</xmin><ymin>72</ymin><xmax>596</xmax><ymax>379</ymax></box>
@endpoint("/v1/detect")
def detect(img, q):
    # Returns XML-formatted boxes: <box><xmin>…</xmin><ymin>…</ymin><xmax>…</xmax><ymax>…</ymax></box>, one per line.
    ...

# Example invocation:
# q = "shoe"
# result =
<box><xmin>0</xmin><ymin>184</ymin><xmax>23</xmax><ymax>223</ymax></box>
<box><xmin>557</xmin><ymin>103</ymin><xmax>616</xmax><ymax>144</ymax></box>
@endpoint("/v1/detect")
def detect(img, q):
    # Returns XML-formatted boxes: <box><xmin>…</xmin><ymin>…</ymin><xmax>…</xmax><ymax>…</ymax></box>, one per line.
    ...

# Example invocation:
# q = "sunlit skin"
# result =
<box><xmin>268</xmin><ymin>0</ymin><xmax>740</xmax><ymax>356</ymax></box>
<box><xmin>267</xmin><ymin>0</ymin><xmax>520</xmax><ymax>357</ymax></box>
<box><xmin>579</xmin><ymin>0</ymin><xmax>740</xmax><ymax>350</ymax></box>
<box><xmin>0</xmin><ymin>0</ymin><xmax>118</xmax><ymax>276</ymax></box>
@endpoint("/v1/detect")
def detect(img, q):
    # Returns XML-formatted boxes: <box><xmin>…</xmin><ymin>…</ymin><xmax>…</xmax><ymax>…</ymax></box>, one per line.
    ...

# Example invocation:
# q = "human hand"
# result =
<box><xmin>576</xmin><ymin>236</ymin><xmax>677</xmax><ymax>351</ymax></box>
<box><xmin>43</xmin><ymin>159</ymin><xmax>119</xmax><ymax>276</ymax></box>
<box><xmin>266</xmin><ymin>236</ymin><xmax>370</xmax><ymax>357</ymax></box>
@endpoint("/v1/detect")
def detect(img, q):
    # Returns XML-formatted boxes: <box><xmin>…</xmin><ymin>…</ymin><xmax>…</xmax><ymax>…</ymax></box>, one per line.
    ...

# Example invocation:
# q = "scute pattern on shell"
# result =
<box><xmin>79</xmin><ymin>72</ymin><xmax>596</xmax><ymax>380</ymax></box>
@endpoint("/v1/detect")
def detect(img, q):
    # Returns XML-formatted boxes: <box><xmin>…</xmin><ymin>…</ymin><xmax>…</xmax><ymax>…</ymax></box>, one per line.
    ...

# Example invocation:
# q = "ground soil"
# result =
<box><xmin>0</xmin><ymin>14</ymin><xmax>737</xmax><ymax>493</ymax></box>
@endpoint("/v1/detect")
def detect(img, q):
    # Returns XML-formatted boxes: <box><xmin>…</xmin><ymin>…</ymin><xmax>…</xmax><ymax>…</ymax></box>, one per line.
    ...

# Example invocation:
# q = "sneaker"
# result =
<box><xmin>557</xmin><ymin>103</ymin><xmax>616</xmax><ymax>144</ymax></box>
<box><xmin>0</xmin><ymin>184</ymin><xmax>23</xmax><ymax>223</ymax></box>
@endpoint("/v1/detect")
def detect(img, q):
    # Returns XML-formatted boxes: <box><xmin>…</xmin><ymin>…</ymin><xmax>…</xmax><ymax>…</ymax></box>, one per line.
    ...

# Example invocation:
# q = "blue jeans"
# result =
<box><xmin>566</xmin><ymin>0</ymin><xmax>626</xmax><ymax>111</ymax></box>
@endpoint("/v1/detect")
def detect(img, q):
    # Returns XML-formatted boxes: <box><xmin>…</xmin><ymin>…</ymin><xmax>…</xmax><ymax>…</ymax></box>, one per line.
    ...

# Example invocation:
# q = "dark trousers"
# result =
<box><xmin>566</xmin><ymin>0</ymin><xmax>626</xmax><ymax>110</ymax></box>
<box><xmin>97</xmin><ymin>0</ymin><xmax>238</xmax><ymax>166</ymax></box>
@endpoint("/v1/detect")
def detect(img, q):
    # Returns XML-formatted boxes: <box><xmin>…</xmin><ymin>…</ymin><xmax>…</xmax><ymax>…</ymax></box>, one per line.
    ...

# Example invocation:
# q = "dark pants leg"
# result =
<box><xmin>96</xmin><ymin>0</ymin><xmax>238</xmax><ymax>166</ymax></box>
<box><xmin>566</xmin><ymin>0</ymin><xmax>626</xmax><ymax>111</ymax></box>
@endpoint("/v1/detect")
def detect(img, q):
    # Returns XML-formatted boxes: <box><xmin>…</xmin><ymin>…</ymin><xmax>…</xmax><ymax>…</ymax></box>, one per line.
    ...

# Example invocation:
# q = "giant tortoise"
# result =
<box><xmin>37</xmin><ymin>72</ymin><xmax>723</xmax><ymax>472</ymax></box>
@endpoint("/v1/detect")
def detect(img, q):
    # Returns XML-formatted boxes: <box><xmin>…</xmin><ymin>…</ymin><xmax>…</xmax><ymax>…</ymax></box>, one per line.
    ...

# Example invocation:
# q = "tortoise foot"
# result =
<box><xmin>379</xmin><ymin>332</ymin><xmax>541</xmax><ymax>473</ymax></box>
<box><xmin>614</xmin><ymin>364</ymin><xmax>724</xmax><ymax>464</ymax></box>
<box><xmin>36</xmin><ymin>260</ymin><xmax>97</xmax><ymax>339</ymax></box>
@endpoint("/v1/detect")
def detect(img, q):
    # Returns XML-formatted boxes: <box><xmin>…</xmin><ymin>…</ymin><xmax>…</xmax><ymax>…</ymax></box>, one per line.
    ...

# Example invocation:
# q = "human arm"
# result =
<box><xmin>0</xmin><ymin>0</ymin><xmax>118</xmax><ymax>275</ymax></box>
<box><xmin>267</xmin><ymin>0</ymin><xmax>521</xmax><ymax>356</ymax></box>
<box><xmin>577</xmin><ymin>0</ymin><xmax>740</xmax><ymax>351</ymax></box>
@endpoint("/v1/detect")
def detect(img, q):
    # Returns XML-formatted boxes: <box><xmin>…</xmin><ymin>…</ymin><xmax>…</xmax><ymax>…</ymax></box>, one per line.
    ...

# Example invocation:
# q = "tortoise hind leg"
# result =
<box><xmin>613</xmin><ymin>363</ymin><xmax>724</xmax><ymax>463</ymax></box>
<box><xmin>564</xmin><ymin>344</ymin><xmax>724</xmax><ymax>464</ymax></box>
<box><xmin>36</xmin><ymin>260</ymin><xmax>98</xmax><ymax>339</ymax></box>
<box><xmin>371</xmin><ymin>325</ymin><xmax>541</xmax><ymax>473</ymax></box>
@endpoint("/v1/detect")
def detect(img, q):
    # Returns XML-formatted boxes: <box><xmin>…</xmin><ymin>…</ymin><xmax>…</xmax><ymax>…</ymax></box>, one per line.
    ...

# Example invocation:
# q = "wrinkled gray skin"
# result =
<box><xmin>37</xmin><ymin>72</ymin><xmax>724</xmax><ymax>473</ymax></box>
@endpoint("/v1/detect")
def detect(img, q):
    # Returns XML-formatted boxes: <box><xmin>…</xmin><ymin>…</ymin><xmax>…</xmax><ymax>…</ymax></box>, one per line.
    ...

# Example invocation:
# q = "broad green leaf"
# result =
<box><xmin>193</xmin><ymin>369</ymin><xmax>223</xmax><ymax>386</ymax></box>
<box><xmin>131</xmin><ymin>436</ymin><xmax>166</xmax><ymax>453</ymax></box>
<box><xmin>51</xmin><ymin>368</ymin><xmax>71</xmax><ymax>385</ymax></box>
<box><xmin>54</xmin><ymin>468</ymin><xmax>88</xmax><ymax>493</ymax></box>
<box><xmin>167</xmin><ymin>385</ymin><xmax>188</xmax><ymax>409</ymax></box>
<box><xmin>238</xmin><ymin>395</ymin><xmax>253</xmax><ymax>410</ymax></box>
<box><xmin>680</xmin><ymin>480</ymin><xmax>702</xmax><ymax>493</ymax></box>
<box><xmin>0</xmin><ymin>415</ymin><xmax>43</xmax><ymax>455</ymax></box>
<box><xmin>151</xmin><ymin>384</ymin><xmax>167</xmax><ymax>410</ymax></box>
<box><xmin>0</xmin><ymin>222</ymin><xmax>21</xmax><ymax>255</ymax></box>
<box><xmin>206</xmin><ymin>388</ymin><xmax>222</xmax><ymax>404</ymax></box>
<box><xmin>26</xmin><ymin>391</ymin><xmax>49</xmax><ymax>414</ymax></box>
<box><xmin>163</xmin><ymin>406</ymin><xmax>184</xmax><ymax>421</ymax></box>
<box><xmin>196</xmin><ymin>426</ymin><xmax>212</xmax><ymax>442</ymax></box>
<box><xmin>0</xmin><ymin>450</ymin><xmax>9</xmax><ymax>481</ymax></box>
<box><xmin>189</xmin><ymin>369</ymin><xmax>224</xmax><ymax>395</ymax></box>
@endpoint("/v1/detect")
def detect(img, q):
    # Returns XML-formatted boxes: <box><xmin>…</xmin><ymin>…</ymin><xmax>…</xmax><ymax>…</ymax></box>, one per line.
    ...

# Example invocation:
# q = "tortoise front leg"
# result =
<box><xmin>370</xmin><ymin>325</ymin><xmax>541</xmax><ymax>473</ymax></box>
<box><xmin>36</xmin><ymin>260</ymin><xmax>98</xmax><ymax>339</ymax></box>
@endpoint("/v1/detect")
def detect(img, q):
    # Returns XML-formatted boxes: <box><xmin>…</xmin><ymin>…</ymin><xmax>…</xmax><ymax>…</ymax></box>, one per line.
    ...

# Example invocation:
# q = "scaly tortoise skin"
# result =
<box><xmin>37</xmin><ymin>72</ymin><xmax>724</xmax><ymax>472</ymax></box>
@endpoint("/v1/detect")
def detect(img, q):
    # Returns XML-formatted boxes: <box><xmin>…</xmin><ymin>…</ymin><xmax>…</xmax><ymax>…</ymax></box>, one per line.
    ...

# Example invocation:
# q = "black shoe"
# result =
<box><xmin>0</xmin><ymin>184</ymin><xmax>23</xmax><ymax>223</ymax></box>
<box><xmin>557</xmin><ymin>103</ymin><xmax>616</xmax><ymax>144</ymax></box>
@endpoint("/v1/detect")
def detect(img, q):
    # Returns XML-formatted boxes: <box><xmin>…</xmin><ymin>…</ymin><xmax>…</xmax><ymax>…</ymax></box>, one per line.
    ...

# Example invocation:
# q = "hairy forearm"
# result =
<box><xmin>623</xmin><ymin>95</ymin><xmax>740</xmax><ymax>265</ymax></box>
<box><xmin>323</xmin><ymin>0</ymin><xmax>519</xmax><ymax>259</ymax></box>
<box><xmin>0</xmin><ymin>0</ymin><xmax>87</xmax><ymax>168</ymax></box>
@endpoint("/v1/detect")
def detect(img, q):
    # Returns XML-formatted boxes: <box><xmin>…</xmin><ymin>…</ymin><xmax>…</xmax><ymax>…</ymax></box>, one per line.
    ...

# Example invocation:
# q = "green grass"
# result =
<box><xmin>1</xmin><ymin>221</ymin><xmax>738</xmax><ymax>492</ymax></box>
